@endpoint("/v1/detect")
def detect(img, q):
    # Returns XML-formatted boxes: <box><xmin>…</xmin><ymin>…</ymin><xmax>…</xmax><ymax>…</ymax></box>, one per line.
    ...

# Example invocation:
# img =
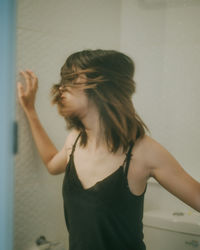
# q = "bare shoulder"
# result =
<box><xmin>64</xmin><ymin>129</ymin><xmax>81</xmax><ymax>154</ymax></box>
<box><xmin>136</xmin><ymin>134</ymin><xmax>161</xmax><ymax>149</ymax></box>
<box><xmin>133</xmin><ymin>134</ymin><xmax>157</xmax><ymax>156</ymax></box>
<box><xmin>137</xmin><ymin>134</ymin><xmax>187</xmax><ymax>178</ymax></box>
<box><xmin>47</xmin><ymin>129</ymin><xmax>81</xmax><ymax>175</ymax></box>
<box><xmin>133</xmin><ymin>134</ymin><xmax>169</xmax><ymax>174</ymax></box>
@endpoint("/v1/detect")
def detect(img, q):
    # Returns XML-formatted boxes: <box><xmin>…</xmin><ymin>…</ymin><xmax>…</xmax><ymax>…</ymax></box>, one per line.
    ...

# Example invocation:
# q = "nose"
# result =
<box><xmin>59</xmin><ymin>86</ymin><xmax>63</xmax><ymax>91</ymax></box>
<box><xmin>59</xmin><ymin>86</ymin><xmax>66</xmax><ymax>95</ymax></box>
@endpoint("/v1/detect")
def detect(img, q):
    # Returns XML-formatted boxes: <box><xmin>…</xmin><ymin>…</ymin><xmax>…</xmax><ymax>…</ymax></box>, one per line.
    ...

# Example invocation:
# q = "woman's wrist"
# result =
<box><xmin>24</xmin><ymin>107</ymin><xmax>37</xmax><ymax>119</ymax></box>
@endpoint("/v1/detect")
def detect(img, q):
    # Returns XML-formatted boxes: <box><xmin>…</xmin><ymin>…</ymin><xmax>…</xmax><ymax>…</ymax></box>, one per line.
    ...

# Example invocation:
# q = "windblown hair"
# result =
<box><xmin>51</xmin><ymin>49</ymin><xmax>150</xmax><ymax>153</ymax></box>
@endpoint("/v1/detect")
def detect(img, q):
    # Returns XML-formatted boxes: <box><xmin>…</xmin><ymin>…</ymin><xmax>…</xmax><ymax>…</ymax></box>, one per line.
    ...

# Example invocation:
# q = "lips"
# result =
<box><xmin>61</xmin><ymin>96</ymin><xmax>66</xmax><ymax>101</ymax></box>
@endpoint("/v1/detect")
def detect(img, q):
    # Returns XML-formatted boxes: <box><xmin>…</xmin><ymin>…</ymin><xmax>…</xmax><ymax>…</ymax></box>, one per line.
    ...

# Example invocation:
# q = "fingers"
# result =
<box><xmin>19</xmin><ymin>70</ymin><xmax>32</xmax><ymax>94</ymax></box>
<box><xmin>17</xmin><ymin>81</ymin><xmax>24</xmax><ymax>97</ymax></box>
<box><xmin>19</xmin><ymin>69</ymin><xmax>38</xmax><ymax>93</ymax></box>
<box><xmin>26</xmin><ymin>69</ymin><xmax>38</xmax><ymax>91</ymax></box>
<box><xmin>16</xmin><ymin>82</ymin><xmax>26</xmax><ymax>108</ymax></box>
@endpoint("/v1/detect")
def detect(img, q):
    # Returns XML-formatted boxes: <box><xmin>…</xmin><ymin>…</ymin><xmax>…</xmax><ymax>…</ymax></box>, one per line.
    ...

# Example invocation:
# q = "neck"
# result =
<box><xmin>81</xmin><ymin>105</ymin><xmax>106</xmax><ymax>150</ymax></box>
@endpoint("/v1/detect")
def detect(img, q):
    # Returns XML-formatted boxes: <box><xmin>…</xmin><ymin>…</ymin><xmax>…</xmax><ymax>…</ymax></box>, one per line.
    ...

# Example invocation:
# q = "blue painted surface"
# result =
<box><xmin>0</xmin><ymin>0</ymin><xmax>16</xmax><ymax>249</ymax></box>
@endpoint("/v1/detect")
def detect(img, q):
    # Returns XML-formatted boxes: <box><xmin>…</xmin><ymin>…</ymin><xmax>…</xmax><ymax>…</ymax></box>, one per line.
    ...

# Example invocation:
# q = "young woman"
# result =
<box><xmin>17</xmin><ymin>49</ymin><xmax>200</xmax><ymax>250</ymax></box>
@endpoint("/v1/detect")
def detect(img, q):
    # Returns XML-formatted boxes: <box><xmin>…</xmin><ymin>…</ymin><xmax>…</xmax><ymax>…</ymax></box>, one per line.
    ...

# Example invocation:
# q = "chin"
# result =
<box><xmin>57</xmin><ymin>101</ymin><xmax>86</xmax><ymax>118</ymax></box>
<box><xmin>61</xmin><ymin>107</ymin><xmax>83</xmax><ymax>119</ymax></box>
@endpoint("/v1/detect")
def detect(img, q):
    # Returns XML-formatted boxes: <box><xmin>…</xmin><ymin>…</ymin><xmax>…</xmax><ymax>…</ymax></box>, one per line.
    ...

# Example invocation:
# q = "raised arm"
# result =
<box><xmin>144</xmin><ymin>136</ymin><xmax>200</xmax><ymax>212</ymax></box>
<box><xmin>17</xmin><ymin>69</ymin><xmax>78</xmax><ymax>175</ymax></box>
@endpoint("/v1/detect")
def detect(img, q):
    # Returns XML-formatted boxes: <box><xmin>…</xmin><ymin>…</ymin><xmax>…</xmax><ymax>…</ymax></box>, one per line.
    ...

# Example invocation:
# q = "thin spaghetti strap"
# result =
<box><xmin>124</xmin><ymin>141</ymin><xmax>134</xmax><ymax>177</ymax></box>
<box><xmin>70</xmin><ymin>131</ymin><xmax>82</xmax><ymax>156</ymax></box>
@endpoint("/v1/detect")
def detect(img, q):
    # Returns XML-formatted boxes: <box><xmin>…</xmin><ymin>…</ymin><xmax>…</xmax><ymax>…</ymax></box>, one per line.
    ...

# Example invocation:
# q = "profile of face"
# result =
<box><xmin>59</xmin><ymin>73</ymin><xmax>89</xmax><ymax>119</ymax></box>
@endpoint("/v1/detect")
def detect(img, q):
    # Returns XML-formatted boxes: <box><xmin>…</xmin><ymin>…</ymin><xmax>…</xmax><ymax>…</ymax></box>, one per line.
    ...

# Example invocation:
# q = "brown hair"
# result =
<box><xmin>51</xmin><ymin>49</ymin><xmax>150</xmax><ymax>153</ymax></box>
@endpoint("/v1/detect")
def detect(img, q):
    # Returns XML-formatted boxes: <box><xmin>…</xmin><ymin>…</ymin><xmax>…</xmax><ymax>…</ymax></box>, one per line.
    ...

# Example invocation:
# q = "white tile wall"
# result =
<box><xmin>14</xmin><ymin>0</ymin><xmax>200</xmax><ymax>249</ymax></box>
<box><xmin>14</xmin><ymin>1</ymin><xmax>121</xmax><ymax>249</ymax></box>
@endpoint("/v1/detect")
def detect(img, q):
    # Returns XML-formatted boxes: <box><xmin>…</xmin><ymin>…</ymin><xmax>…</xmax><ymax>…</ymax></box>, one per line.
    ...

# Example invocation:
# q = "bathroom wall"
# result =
<box><xmin>120</xmin><ymin>0</ymin><xmax>200</xmax><ymax>212</ymax></box>
<box><xmin>15</xmin><ymin>0</ymin><xmax>200</xmax><ymax>249</ymax></box>
<box><xmin>14</xmin><ymin>1</ymin><xmax>121</xmax><ymax>249</ymax></box>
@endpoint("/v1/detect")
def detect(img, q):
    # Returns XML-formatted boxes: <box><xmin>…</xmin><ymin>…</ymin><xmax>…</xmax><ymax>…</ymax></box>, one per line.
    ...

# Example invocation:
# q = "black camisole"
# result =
<box><xmin>62</xmin><ymin>132</ymin><xmax>147</xmax><ymax>250</ymax></box>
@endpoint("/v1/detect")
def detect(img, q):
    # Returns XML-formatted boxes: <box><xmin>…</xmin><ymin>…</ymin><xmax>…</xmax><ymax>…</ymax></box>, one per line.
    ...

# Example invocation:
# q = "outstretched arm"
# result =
<box><xmin>144</xmin><ymin>136</ymin><xmax>200</xmax><ymax>212</ymax></box>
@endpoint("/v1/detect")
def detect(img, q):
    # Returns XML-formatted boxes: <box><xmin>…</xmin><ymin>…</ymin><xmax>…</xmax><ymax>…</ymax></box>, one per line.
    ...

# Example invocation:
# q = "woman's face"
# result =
<box><xmin>59</xmin><ymin>73</ymin><xmax>89</xmax><ymax>118</ymax></box>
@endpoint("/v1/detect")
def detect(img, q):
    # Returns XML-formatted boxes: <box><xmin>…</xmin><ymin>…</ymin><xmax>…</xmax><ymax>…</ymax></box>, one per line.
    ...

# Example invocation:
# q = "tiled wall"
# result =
<box><xmin>14</xmin><ymin>0</ymin><xmax>200</xmax><ymax>249</ymax></box>
<box><xmin>14</xmin><ymin>1</ymin><xmax>121</xmax><ymax>249</ymax></box>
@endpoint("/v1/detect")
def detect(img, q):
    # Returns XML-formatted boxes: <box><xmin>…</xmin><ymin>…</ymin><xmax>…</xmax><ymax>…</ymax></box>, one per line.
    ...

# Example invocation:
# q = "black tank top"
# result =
<box><xmin>62</xmin><ymin>132</ymin><xmax>147</xmax><ymax>250</ymax></box>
